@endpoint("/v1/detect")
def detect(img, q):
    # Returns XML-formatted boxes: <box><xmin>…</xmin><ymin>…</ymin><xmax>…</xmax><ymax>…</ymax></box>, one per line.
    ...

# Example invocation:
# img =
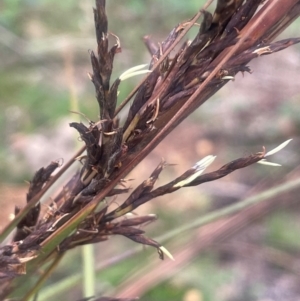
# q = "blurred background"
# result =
<box><xmin>1</xmin><ymin>0</ymin><xmax>300</xmax><ymax>300</ymax></box>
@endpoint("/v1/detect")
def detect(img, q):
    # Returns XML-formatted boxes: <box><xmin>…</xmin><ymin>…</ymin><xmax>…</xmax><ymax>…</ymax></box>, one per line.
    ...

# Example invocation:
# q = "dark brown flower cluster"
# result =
<box><xmin>0</xmin><ymin>1</ymin><xmax>299</xmax><ymax>298</ymax></box>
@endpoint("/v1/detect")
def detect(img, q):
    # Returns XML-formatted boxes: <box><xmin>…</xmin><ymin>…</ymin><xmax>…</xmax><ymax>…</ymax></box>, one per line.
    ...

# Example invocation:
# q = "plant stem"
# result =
<box><xmin>158</xmin><ymin>176</ymin><xmax>300</xmax><ymax>243</ymax></box>
<box><xmin>82</xmin><ymin>244</ymin><xmax>96</xmax><ymax>298</ymax></box>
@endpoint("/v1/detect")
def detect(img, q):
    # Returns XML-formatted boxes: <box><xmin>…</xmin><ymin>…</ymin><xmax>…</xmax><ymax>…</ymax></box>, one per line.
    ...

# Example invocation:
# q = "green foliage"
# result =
<box><xmin>145</xmin><ymin>281</ymin><xmax>186</xmax><ymax>301</ymax></box>
<box><xmin>266</xmin><ymin>210</ymin><xmax>300</xmax><ymax>250</ymax></box>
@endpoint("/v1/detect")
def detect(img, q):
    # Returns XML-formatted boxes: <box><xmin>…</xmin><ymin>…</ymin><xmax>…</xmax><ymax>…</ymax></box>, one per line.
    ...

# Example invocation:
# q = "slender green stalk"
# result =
<box><xmin>82</xmin><ymin>244</ymin><xmax>96</xmax><ymax>298</ymax></box>
<box><xmin>66</xmin><ymin>53</ymin><xmax>97</xmax><ymax>299</ymax></box>
<box><xmin>157</xmin><ymin>176</ymin><xmax>300</xmax><ymax>243</ymax></box>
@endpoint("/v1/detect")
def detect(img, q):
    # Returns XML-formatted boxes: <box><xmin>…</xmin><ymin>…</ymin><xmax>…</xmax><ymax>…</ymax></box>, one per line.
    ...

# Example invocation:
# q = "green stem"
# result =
<box><xmin>82</xmin><ymin>244</ymin><xmax>96</xmax><ymax>298</ymax></box>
